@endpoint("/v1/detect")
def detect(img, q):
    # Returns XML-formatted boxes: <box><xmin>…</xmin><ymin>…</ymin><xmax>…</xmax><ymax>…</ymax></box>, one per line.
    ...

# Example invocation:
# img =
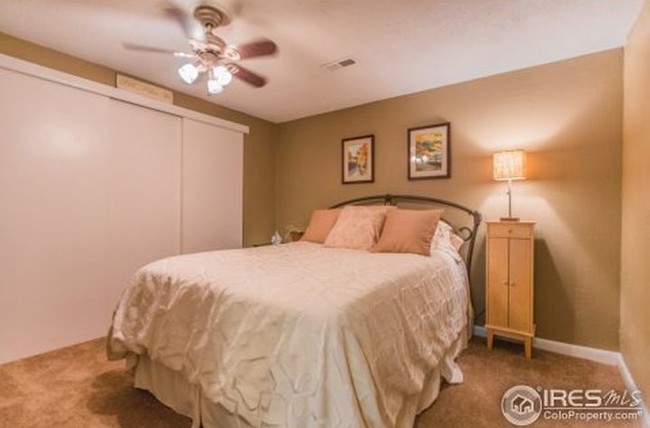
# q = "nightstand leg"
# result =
<box><xmin>524</xmin><ymin>337</ymin><xmax>532</xmax><ymax>359</ymax></box>
<box><xmin>487</xmin><ymin>329</ymin><xmax>494</xmax><ymax>350</ymax></box>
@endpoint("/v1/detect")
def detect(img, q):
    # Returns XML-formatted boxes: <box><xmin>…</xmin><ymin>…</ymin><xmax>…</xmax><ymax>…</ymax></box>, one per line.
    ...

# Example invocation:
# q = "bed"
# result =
<box><xmin>107</xmin><ymin>194</ymin><xmax>481</xmax><ymax>428</ymax></box>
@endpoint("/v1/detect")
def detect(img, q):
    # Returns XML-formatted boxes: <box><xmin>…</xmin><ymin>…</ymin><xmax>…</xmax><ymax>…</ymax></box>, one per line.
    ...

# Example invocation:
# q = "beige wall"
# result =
<box><xmin>276</xmin><ymin>50</ymin><xmax>623</xmax><ymax>349</ymax></box>
<box><xmin>621</xmin><ymin>0</ymin><xmax>650</xmax><ymax>405</ymax></box>
<box><xmin>0</xmin><ymin>32</ymin><xmax>276</xmax><ymax>247</ymax></box>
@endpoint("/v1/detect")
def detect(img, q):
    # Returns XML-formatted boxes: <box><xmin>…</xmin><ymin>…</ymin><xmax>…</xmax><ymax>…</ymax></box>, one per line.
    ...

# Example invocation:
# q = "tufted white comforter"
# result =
<box><xmin>107</xmin><ymin>241</ymin><xmax>470</xmax><ymax>427</ymax></box>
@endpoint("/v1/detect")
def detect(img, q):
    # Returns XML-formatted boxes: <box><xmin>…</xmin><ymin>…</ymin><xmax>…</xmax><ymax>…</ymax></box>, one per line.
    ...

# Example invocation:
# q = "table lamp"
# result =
<box><xmin>493</xmin><ymin>149</ymin><xmax>526</xmax><ymax>221</ymax></box>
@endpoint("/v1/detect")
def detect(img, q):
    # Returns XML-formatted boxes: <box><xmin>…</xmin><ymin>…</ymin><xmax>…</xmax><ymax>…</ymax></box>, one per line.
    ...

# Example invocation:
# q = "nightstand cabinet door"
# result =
<box><xmin>487</xmin><ymin>237</ymin><xmax>509</xmax><ymax>328</ymax></box>
<box><xmin>508</xmin><ymin>237</ymin><xmax>533</xmax><ymax>333</ymax></box>
<box><xmin>486</xmin><ymin>221</ymin><xmax>535</xmax><ymax>356</ymax></box>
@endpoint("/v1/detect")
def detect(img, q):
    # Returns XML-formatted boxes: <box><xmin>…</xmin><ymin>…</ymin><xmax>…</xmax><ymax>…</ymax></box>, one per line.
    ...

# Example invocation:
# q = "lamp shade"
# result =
<box><xmin>178</xmin><ymin>63</ymin><xmax>199</xmax><ymax>84</ymax></box>
<box><xmin>493</xmin><ymin>150</ymin><xmax>526</xmax><ymax>181</ymax></box>
<box><xmin>212</xmin><ymin>66</ymin><xmax>233</xmax><ymax>86</ymax></box>
<box><xmin>207</xmin><ymin>79</ymin><xmax>224</xmax><ymax>95</ymax></box>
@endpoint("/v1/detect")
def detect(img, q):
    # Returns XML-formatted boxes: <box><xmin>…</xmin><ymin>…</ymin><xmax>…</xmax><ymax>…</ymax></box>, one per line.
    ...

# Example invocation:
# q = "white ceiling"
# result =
<box><xmin>0</xmin><ymin>0</ymin><xmax>643</xmax><ymax>123</ymax></box>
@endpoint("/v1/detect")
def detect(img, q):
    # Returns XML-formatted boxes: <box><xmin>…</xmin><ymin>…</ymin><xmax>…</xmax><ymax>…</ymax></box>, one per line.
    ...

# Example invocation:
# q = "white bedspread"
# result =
<box><xmin>107</xmin><ymin>242</ymin><xmax>470</xmax><ymax>428</ymax></box>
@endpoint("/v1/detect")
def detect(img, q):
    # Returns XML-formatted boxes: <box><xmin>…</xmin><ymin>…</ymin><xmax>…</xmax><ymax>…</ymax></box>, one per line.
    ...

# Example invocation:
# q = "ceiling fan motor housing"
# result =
<box><xmin>194</xmin><ymin>4</ymin><xmax>231</xmax><ymax>30</ymax></box>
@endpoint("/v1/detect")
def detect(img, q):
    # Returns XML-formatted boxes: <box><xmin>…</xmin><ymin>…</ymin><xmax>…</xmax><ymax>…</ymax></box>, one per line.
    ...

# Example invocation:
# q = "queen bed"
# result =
<box><xmin>107</xmin><ymin>194</ymin><xmax>481</xmax><ymax>428</ymax></box>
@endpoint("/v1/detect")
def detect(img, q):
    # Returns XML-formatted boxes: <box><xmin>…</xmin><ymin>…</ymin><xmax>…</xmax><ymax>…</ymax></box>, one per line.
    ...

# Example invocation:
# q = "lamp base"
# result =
<box><xmin>500</xmin><ymin>217</ymin><xmax>521</xmax><ymax>222</ymax></box>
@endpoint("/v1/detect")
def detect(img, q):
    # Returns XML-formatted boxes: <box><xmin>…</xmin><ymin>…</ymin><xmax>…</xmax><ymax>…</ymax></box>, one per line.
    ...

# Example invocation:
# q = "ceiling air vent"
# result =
<box><xmin>321</xmin><ymin>58</ymin><xmax>357</xmax><ymax>72</ymax></box>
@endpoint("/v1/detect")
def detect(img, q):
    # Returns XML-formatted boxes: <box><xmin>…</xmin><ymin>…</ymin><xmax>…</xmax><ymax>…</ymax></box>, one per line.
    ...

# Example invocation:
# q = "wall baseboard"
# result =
<box><xmin>473</xmin><ymin>325</ymin><xmax>619</xmax><ymax>364</ymax></box>
<box><xmin>473</xmin><ymin>326</ymin><xmax>649</xmax><ymax>427</ymax></box>
<box><xmin>617</xmin><ymin>354</ymin><xmax>650</xmax><ymax>428</ymax></box>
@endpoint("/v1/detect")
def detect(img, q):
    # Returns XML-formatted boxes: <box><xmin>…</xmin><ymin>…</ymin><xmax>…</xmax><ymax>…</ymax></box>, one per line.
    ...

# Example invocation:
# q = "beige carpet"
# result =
<box><xmin>0</xmin><ymin>337</ymin><xmax>640</xmax><ymax>428</ymax></box>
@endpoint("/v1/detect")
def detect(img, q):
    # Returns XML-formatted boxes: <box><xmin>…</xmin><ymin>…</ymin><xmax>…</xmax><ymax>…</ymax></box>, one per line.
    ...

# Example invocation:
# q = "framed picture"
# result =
<box><xmin>342</xmin><ymin>134</ymin><xmax>374</xmax><ymax>184</ymax></box>
<box><xmin>407</xmin><ymin>122</ymin><xmax>451</xmax><ymax>180</ymax></box>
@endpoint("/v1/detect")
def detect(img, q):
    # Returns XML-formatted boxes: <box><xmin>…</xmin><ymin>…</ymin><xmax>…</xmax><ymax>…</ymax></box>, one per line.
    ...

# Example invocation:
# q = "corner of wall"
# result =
<box><xmin>620</xmin><ymin>0</ymin><xmax>650</xmax><ymax>410</ymax></box>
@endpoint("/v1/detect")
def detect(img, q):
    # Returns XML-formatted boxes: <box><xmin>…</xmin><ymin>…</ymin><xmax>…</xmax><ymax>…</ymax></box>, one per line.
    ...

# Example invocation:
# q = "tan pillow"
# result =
<box><xmin>323</xmin><ymin>205</ymin><xmax>393</xmax><ymax>250</ymax></box>
<box><xmin>301</xmin><ymin>209</ymin><xmax>342</xmax><ymax>243</ymax></box>
<box><xmin>371</xmin><ymin>209</ymin><xmax>443</xmax><ymax>256</ymax></box>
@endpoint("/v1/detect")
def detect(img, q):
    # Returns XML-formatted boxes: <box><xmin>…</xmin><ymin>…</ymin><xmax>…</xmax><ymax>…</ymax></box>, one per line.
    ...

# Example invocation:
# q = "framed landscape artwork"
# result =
<box><xmin>342</xmin><ymin>135</ymin><xmax>374</xmax><ymax>184</ymax></box>
<box><xmin>407</xmin><ymin>122</ymin><xmax>451</xmax><ymax>180</ymax></box>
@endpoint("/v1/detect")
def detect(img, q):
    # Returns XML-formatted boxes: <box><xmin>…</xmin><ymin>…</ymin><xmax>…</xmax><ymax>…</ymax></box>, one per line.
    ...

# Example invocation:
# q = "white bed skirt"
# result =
<box><xmin>133</xmin><ymin>327</ymin><xmax>468</xmax><ymax>428</ymax></box>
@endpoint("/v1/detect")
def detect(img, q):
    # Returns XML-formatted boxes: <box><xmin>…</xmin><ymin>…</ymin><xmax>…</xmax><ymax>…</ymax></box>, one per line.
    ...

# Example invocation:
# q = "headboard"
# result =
<box><xmin>329</xmin><ymin>194</ymin><xmax>482</xmax><ymax>275</ymax></box>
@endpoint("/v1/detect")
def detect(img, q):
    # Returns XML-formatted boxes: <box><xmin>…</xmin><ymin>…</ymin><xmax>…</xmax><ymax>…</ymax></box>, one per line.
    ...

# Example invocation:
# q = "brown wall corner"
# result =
<box><xmin>621</xmin><ymin>0</ymin><xmax>650</xmax><ymax>407</ymax></box>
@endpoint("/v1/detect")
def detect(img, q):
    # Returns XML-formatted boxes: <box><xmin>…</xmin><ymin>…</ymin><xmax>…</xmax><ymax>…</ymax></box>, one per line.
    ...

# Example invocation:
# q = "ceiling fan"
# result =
<box><xmin>123</xmin><ymin>2</ymin><xmax>278</xmax><ymax>94</ymax></box>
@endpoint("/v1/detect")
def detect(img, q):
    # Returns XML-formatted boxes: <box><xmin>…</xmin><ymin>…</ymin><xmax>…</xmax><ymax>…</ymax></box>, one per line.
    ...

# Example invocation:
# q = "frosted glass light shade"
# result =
<box><xmin>493</xmin><ymin>150</ymin><xmax>526</xmax><ymax>181</ymax></box>
<box><xmin>212</xmin><ymin>66</ymin><xmax>233</xmax><ymax>86</ymax></box>
<box><xmin>178</xmin><ymin>63</ymin><xmax>199</xmax><ymax>84</ymax></box>
<box><xmin>207</xmin><ymin>80</ymin><xmax>224</xmax><ymax>95</ymax></box>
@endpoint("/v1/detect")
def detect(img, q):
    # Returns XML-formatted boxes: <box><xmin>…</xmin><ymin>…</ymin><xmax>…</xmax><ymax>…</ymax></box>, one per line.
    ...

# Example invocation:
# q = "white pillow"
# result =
<box><xmin>430</xmin><ymin>221</ymin><xmax>464</xmax><ymax>256</ymax></box>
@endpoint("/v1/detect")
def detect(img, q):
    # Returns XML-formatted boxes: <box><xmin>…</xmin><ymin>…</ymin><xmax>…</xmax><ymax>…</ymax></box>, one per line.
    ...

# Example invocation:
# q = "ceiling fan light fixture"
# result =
<box><xmin>178</xmin><ymin>63</ymin><xmax>199</xmax><ymax>84</ymax></box>
<box><xmin>207</xmin><ymin>79</ymin><xmax>224</xmax><ymax>95</ymax></box>
<box><xmin>125</xmin><ymin>3</ymin><xmax>274</xmax><ymax>94</ymax></box>
<box><xmin>212</xmin><ymin>66</ymin><xmax>233</xmax><ymax>86</ymax></box>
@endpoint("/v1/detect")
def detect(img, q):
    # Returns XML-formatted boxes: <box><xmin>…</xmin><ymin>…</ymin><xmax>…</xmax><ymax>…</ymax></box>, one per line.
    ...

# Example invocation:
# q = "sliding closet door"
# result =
<box><xmin>0</xmin><ymin>68</ymin><xmax>182</xmax><ymax>363</ymax></box>
<box><xmin>0</xmin><ymin>69</ymin><xmax>112</xmax><ymax>363</ymax></box>
<box><xmin>181</xmin><ymin>118</ymin><xmax>243</xmax><ymax>253</ymax></box>
<box><xmin>104</xmin><ymin>100</ymin><xmax>181</xmax><ymax>309</ymax></box>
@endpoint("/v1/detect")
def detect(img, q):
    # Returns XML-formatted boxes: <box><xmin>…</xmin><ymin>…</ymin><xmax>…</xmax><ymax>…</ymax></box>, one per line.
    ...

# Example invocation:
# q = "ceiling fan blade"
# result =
<box><xmin>224</xmin><ymin>39</ymin><xmax>278</xmax><ymax>60</ymax></box>
<box><xmin>229</xmin><ymin>64</ymin><xmax>267</xmax><ymax>88</ymax></box>
<box><xmin>161</xmin><ymin>1</ymin><xmax>204</xmax><ymax>41</ymax></box>
<box><xmin>122</xmin><ymin>43</ymin><xmax>194</xmax><ymax>58</ymax></box>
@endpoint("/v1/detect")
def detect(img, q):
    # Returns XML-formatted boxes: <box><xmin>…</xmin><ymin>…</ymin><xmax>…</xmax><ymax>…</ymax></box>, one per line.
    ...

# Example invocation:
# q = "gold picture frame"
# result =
<box><xmin>408</xmin><ymin>122</ymin><xmax>451</xmax><ymax>180</ymax></box>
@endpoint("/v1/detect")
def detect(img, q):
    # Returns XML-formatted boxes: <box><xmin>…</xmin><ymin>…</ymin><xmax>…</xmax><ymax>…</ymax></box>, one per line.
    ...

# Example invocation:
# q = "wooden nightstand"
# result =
<box><xmin>485</xmin><ymin>221</ymin><xmax>535</xmax><ymax>358</ymax></box>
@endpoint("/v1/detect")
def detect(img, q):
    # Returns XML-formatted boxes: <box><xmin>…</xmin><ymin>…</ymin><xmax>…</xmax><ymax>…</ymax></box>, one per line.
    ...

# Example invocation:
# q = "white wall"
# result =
<box><xmin>0</xmin><ymin>62</ymin><xmax>244</xmax><ymax>363</ymax></box>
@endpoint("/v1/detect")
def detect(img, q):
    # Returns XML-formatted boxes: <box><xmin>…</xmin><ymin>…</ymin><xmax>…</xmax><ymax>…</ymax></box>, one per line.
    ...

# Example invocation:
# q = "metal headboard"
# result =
<box><xmin>329</xmin><ymin>194</ymin><xmax>482</xmax><ymax>275</ymax></box>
